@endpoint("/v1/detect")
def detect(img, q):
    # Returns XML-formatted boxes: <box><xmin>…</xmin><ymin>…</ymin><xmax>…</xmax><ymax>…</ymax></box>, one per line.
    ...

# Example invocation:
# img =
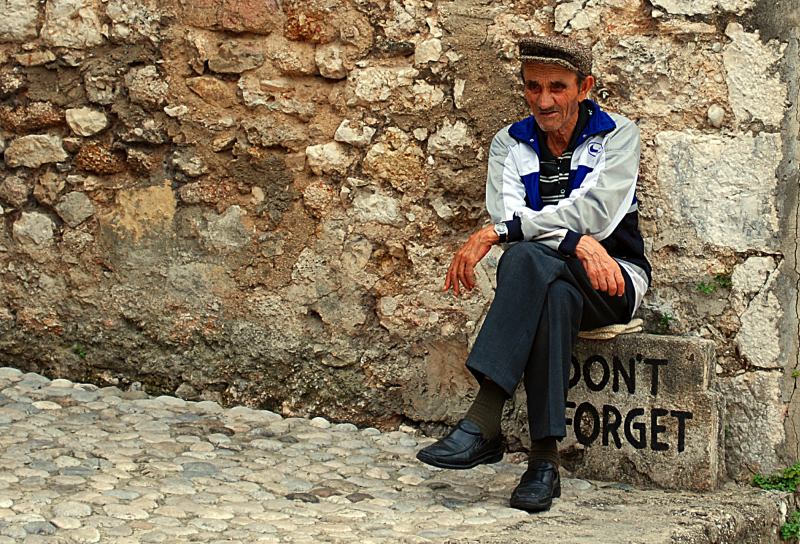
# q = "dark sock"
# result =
<box><xmin>464</xmin><ymin>379</ymin><xmax>508</xmax><ymax>439</ymax></box>
<box><xmin>529</xmin><ymin>437</ymin><xmax>560</xmax><ymax>467</ymax></box>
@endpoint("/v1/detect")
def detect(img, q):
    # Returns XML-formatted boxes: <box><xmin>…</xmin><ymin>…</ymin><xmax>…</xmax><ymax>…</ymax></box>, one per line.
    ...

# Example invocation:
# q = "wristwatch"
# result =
<box><xmin>493</xmin><ymin>222</ymin><xmax>508</xmax><ymax>243</ymax></box>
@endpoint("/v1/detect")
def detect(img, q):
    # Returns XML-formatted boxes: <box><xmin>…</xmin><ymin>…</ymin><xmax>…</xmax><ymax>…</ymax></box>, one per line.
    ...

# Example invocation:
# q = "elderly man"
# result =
<box><xmin>416</xmin><ymin>36</ymin><xmax>651</xmax><ymax>512</ymax></box>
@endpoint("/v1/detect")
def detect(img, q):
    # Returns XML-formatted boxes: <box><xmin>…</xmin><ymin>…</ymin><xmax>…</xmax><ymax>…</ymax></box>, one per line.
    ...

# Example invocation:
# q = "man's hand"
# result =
<box><xmin>574</xmin><ymin>236</ymin><xmax>625</xmax><ymax>296</ymax></box>
<box><xmin>444</xmin><ymin>225</ymin><xmax>499</xmax><ymax>296</ymax></box>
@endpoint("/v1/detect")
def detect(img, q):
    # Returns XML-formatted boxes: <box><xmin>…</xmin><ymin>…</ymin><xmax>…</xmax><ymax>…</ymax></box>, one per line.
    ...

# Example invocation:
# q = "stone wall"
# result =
<box><xmin>0</xmin><ymin>0</ymin><xmax>795</xmax><ymax>483</ymax></box>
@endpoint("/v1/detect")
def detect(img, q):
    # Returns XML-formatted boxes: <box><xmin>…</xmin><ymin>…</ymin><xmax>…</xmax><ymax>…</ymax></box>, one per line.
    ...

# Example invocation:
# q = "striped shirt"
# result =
<box><xmin>535</xmin><ymin>103</ymin><xmax>590</xmax><ymax>205</ymax></box>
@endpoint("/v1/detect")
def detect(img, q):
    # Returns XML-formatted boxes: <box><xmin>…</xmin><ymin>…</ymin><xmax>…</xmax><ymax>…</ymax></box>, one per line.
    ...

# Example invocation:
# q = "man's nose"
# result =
<box><xmin>537</xmin><ymin>91</ymin><xmax>554</xmax><ymax>110</ymax></box>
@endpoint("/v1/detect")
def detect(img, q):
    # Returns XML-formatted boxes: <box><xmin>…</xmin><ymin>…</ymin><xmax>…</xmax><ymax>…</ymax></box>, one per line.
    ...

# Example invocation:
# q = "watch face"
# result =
<box><xmin>495</xmin><ymin>223</ymin><xmax>508</xmax><ymax>235</ymax></box>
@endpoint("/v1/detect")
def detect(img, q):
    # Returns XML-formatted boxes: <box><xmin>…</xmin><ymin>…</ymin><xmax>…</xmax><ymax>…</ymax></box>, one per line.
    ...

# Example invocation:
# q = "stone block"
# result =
<box><xmin>4</xmin><ymin>135</ymin><xmax>68</xmax><ymax>168</ymax></box>
<box><xmin>41</xmin><ymin>0</ymin><xmax>104</xmax><ymax>49</ymax></box>
<box><xmin>221</xmin><ymin>0</ymin><xmax>282</xmax><ymax>34</ymax></box>
<box><xmin>723</xmin><ymin>23</ymin><xmax>786</xmax><ymax>127</ymax></box>
<box><xmin>179</xmin><ymin>0</ymin><xmax>220</xmax><ymax>29</ymax></box>
<box><xmin>12</xmin><ymin>211</ymin><xmax>55</xmax><ymax>246</ymax></box>
<box><xmin>55</xmin><ymin>191</ymin><xmax>95</xmax><ymax>228</ymax></box>
<box><xmin>65</xmin><ymin>108</ymin><xmax>108</xmax><ymax>137</ymax></box>
<box><xmin>655</xmin><ymin>131</ymin><xmax>781</xmax><ymax>252</ymax></box>
<box><xmin>651</xmin><ymin>0</ymin><xmax>753</xmax><ymax>15</ymax></box>
<box><xmin>0</xmin><ymin>0</ymin><xmax>39</xmax><ymax>43</ymax></box>
<box><xmin>557</xmin><ymin>334</ymin><xmax>723</xmax><ymax>491</ymax></box>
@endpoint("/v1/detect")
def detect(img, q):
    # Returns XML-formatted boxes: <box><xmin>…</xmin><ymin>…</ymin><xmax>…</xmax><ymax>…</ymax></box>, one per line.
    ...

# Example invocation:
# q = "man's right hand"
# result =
<box><xmin>444</xmin><ymin>225</ymin><xmax>499</xmax><ymax>296</ymax></box>
<box><xmin>574</xmin><ymin>235</ymin><xmax>625</xmax><ymax>296</ymax></box>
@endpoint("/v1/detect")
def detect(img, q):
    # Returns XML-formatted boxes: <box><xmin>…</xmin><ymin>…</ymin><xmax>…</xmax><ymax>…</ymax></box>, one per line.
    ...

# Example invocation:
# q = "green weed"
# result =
<box><xmin>656</xmin><ymin>313</ymin><xmax>674</xmax><ymax>333</ymax></box>
<box><xmin>696</xmin><ymin>282</ymin><xmax>716</xmax><ymax>295</ymax></box>
<box><xmin>781</xmin><ymin>510</ymin><xmax>800</xmax><ymax>541</ymax></box>
<box><xmin>752</xmin><ymin>462</ymin><xmax>800</xmax><ymax>492</ymax></box>
<box><xmin>71</xmin><ymin>344</ymin><xmax>87</xmax><ymax>359</ymax></box>
<box><xmin>714</xmin><ymin>273</ymin><xmax>733</xmax><ymax>289</ymax></box>
<box><xmin>696</xmin><ymin>273</ymin><xmax>733</xmax><ymax>295</ymax></box>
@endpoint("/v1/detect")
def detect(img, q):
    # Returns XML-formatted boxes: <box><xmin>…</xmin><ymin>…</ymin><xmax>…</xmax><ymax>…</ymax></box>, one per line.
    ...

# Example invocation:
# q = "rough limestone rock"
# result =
<box><xmin>106</xmin><ymin>0</ymin><xmax>161</xmax><ymax>45</ymax></box>
<box><xmin>34</xmin><ymin>171</ymin><xmax>65</xmax><ymax>206</ymax></box>
<box><xmin>655</xmin><ymin>131</ymin><xmax>781</xmax><ymax>252</ymax></box>
<box><xmin>407</xmin><ymin>81</ymin><xmax>446</xmax><ymax>111</ymax></box>
<box><xmin>0</xmin><ymin>175</ymin><xmax>29</xmax><ymax>208</ymax></box>
<box><xmin>363</xmin><ymin>128</ymin><xmax>426</xmax><ymax>194</ymax></box>
<box><xmin>302</xmin><ymin>181</ymin><xmax>336</xmax><ymax>218</ymax></box>
<box><xmin>721</xmin><ymin>371</ymin><xmax>785</xmax><ymax>480</ymax></box>
<box><xmin>555</xmin><ymin>1</ymin><xmax>601</xmax><ymax>32</ymax></box>
<box><xmin>12</xmin><ymin>211</ymin><xmax>55</xmax><ymax>246</ymax></box>
<box><xmin>707</xmin><ymin>104</ymin><xmax>725</xmax><ymax>128</ymax></box>
<box><xmin>414</xmin><ymin>38</ymin><xmax>442</xmax><ymax>65</ymax></box>
<box><xmin>735</xmin><ymin>266</ymin><xmax>782</xmax><ymax>369</ymax></box>
<box><xmin>266</xmin><ymin>36</ymin><xmax>316</xmax><ymax>76</ymax></box>
<box><xmin>591</xmin><ymin>36</ymin><xmax>727</xmax><ymax>122</ymax></box>
<box><xmin>173</xmin><ymin>148</ymin><xmax>208</xmax><ymax>177</ymax></box>
<box><xmin>651</xmin><ymin>0</ymin><xmax>754</xmax><ymax>15</ymax></box>
<box><xmin>200</xmin><ymin>206</ymin><xmax>250</xmax><ymax>250</ymax></box>
<box><xmin>242</xmin><ymin>115</ymin><xmax>308</xmax><ymax>151</ymax></box>
<box><xmin>350</xmin><ymin>189</ymin><xmax>403</xmax><ymax>226</ymax></box>
<box><xmin>347</xmin><ymin>66</ymin><xmax>419</xmax><ymax>103</ymax></box>
<box><xmin>55</xmin><ymin>192</ymin><xmax>95</xmax><ymax>228</ymax></box>
<box><xmin>14</xmin><ymin>50</ymin><xmax>57</xmax><ymax>67</ymax></box>
<box><xmin>723</xmin><ymin>23</ymin><xmax>786</xmax><ymax>127</ymax></box>
<box><xmin>731</xmin><ymin>256</ymin><xmax>776</xmax><ymax>296</ymax></box>
<box><xmin>305</xmin><ymin>142</ymin><xmax>354</xmax><ymax>175</ymax></box>
<box><xmin>238</xmin><ymin>75</ymin><xmax>316</xmax><ymax>120</ymax></box>
<box><xmin>220</xmin><ymin>0</ymin><xmax>282</xmax><ymax>34</ymax></box>
<box><xmin>125</xmin><ymin>66</ymin><xmax>169</xmax><ymax>110</ymax></box>
<box><xmin>0</xmin><ymin>0</ymin><xmax>39</xmax><ymax>43</ymax></box>
<box><xmin>427</xmin><ymin>120</ymin><xmax>475</xmax><ymax>159</ymax></box>
<box><xmin>315</xmin><ymin>43</ymin><xmax>349</xmax><ymax>79</ymax></box>
<box><xmin>334</xmin><ymin>119</ymin><xmax>376</xmax><ymax>148</ymax></box>
<box><xmin>0</xmin><ymin>72</ymin><xmax>25</xmax><ymax>98</ymax></box>
<box><xmin>65</xmin><ymin>108</ymin><xmax>108</xmax><ymax>137</ymax></box>
<box><xmin>207</xmin><ymin>41</ymin><xmax>266</xmax><ymax>74</ymax></box>
<box><xmin>41</xmin><ymin>0</ymin><xmax>104</xmax><ymax>49</ymax></box>
<box><xmin>186</xmin><ymin>76</ymin><xmax>239</xmax><ymax>109</ymax></box>
<box><xmin>4</xmin><ymin>135</ymin><xmax>68</xmax><ymax>168</ymax></box>
<box><xmin>83</xmin><ymin>73</ymin><xmax>118</xmax><ymax>106</ymax></box>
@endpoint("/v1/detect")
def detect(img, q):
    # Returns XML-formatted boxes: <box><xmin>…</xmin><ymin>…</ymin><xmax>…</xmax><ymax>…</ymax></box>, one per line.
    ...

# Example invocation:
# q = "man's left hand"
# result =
<box><xmin>574</xmin><ymin>235</ymin><xmax>625</xmax><ymax>296</ymax></box>
<box><xmin>444</xmin><ymin>225</ymin><xmax>499</xmax><ymax>296</ymax></box>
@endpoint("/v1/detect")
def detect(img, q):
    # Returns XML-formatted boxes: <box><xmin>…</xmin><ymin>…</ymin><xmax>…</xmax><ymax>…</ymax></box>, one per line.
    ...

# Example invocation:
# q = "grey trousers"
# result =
<box><xmin>466</xmin><ymin>242</ymin><xmax>633</xmax><ymax>441</ymax></box>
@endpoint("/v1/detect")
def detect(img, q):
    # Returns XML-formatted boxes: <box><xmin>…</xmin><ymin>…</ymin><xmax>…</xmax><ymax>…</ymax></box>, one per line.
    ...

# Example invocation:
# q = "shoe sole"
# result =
<box><xmin>415</xmin><ymin>448</ymin><xmax>504</xmax><ymax>470</ymax></box>
<box><xmin>509</xmin><ymin>484</ymin><xmax>561</xmax><ymax>513</ymax></box>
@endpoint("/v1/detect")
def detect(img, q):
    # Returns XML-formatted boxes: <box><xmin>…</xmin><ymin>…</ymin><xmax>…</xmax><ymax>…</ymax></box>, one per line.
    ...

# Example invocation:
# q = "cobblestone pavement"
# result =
<box><xmin>0</xmin><ymin>367</ymin><xmax>789</xmax><ymax>544</ymax></box>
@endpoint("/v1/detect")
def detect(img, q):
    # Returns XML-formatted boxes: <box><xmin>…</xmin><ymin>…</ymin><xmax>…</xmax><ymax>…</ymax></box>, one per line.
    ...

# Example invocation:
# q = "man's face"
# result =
<box><xmin>522</xmin><ymin>62</ymin><xmax>594</xmax><ymax>135</ymax></box>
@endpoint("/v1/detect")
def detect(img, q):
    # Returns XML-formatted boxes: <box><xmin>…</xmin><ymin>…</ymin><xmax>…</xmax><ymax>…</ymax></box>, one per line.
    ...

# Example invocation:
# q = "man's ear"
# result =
<box><xmin>579</xmin><ymin>75</ymin><xmax>595</xmax><ymax>100</ymax></box>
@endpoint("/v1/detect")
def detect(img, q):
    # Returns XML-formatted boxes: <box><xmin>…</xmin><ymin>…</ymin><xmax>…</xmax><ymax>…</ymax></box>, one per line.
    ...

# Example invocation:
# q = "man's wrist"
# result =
<box><xmin>484</xmin><ymin>225</ymin><xmax>501</xmax><ymax>244</ymax></box>
<box><xmin>493</xmin><ymin>222</ymin><xmax>508</xmax><ymax>243</ymax></box>
<box><xmin>558</xmin><ymin>230</ymin><xmax>584</xmax><ymax>256</ymax></box>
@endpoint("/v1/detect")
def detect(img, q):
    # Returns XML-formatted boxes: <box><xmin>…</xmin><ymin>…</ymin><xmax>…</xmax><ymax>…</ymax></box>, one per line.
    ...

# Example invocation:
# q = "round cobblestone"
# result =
<box><xmin>0</xmin><ymin>368</ymin><xmax>785</xmax><ymax>543</ymax></box>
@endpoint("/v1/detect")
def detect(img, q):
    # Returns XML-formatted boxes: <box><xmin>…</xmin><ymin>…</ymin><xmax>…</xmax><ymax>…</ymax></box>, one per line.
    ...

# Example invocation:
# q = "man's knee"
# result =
<box><xmin>497</xmin><ymin>242</ymin><xmax>560</xmax><ymax>278</ymax></box>
<box><xmin>548</xmin><ymin>279</ymin><xmax>583</xmax><ymax>311</ymax></box>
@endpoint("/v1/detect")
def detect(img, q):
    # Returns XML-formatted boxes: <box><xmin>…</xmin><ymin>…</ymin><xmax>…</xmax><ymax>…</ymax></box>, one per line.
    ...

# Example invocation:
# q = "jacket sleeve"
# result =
<box><xmin>513</xmin><ymin>118</ymin><xmax>641</xmax><ymax>254</ymax></box>
<box><xmin>485</xmin><ymin>127</ymin><xmax>525</xmax><ymax>223</ymax></box>
<box><xmin>484</xmin><ymin>127</ymin><xmax>527</xmax><ymax>242</ymax></box>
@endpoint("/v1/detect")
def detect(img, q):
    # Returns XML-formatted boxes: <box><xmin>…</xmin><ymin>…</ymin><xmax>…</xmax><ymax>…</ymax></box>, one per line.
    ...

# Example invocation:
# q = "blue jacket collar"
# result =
<box><xmin>507</xmin><ymin>99</ymin><xmax>616</xmax><ymax>154</ymax></box>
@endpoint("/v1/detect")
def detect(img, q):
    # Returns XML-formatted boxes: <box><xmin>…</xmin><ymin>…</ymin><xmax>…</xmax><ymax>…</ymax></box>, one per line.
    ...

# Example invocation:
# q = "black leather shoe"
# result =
<box><xmin>509</xmin><ymin>460</ymin><xmax>561</xmax><ymax>512</ymax></box>
<box><xmin>416</xmin><ymin>419</ymin><xmax>504</xmax><ymax>470</ymax></box>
